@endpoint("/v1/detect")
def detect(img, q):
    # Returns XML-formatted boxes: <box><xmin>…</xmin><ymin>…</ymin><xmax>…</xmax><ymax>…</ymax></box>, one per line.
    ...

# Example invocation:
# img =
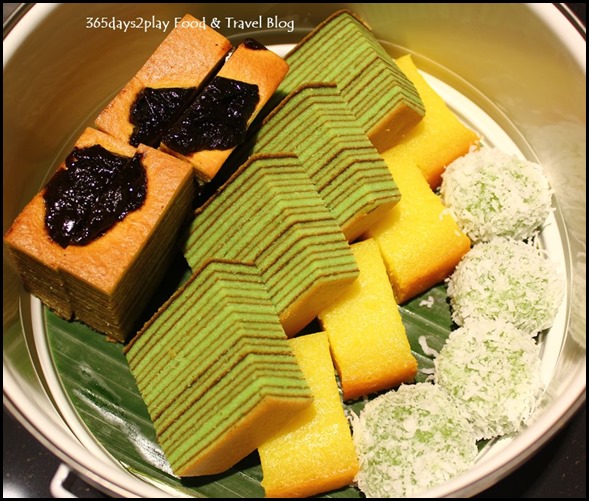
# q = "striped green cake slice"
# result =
<box><xmin>125</xmin><ymin>260</ymin><xmax>313</xmax><ymax>477</ymax></box>
<box><xmin>268</xmin><ymin>9</ymin><xmax>425</xmax><ymax>152</ymax></box>
<box><xmin>253</xmin><ymin>83</ymin><xmax>401</xmax><ymax>241</ymax></box>
<box><xmin>193</xmin><ymin>190</ymin><xmax>334</xmax><ymax>267</ymax></box>
<box><xmin>126</xmin><ymin>262</ymin><xmax>279</xmax><ymax>379</ymax></box>
<box><xmin>143</xmin><ymin>330</ymin><xmax>295</xmax><ymax>417</ymax></box>
<box><xmin>127</xmin><ymin>259</ymin><xmax>305</xmax><ymax>417</ymax></box>
<box><xmin>238</xmin><ymin>219</ymin><xmax>358</xmax><ymax>314</ymax></box>
<box><xmin>154</xmin><ymin>346</ymin><xmax>305</xmax><ymax>431</ymax></box>
<box><xmin>165</xmin><ymin>362</ymin><xmax>313</xmax><ymax>476</ymax></box>
<box><xmin>184</xmin><ymin>154</ymin><xmax>359</xmax><ymax>335</ymax></box>
<box><xmin>158</xmin><ymin>352</ymin><xmax>309</xmax><ymax>441</ymax></box>
<box><xmin>185</xmin><ymin>156</ymin><xmax>326</xmax><ymax>261</ymax></box>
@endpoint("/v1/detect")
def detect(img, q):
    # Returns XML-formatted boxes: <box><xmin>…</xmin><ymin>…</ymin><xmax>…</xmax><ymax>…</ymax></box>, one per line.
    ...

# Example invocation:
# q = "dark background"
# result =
<box><xmin>3</xmin><ymin>3</ymin><xmax>586</xmax><ymax>498</ymax></box>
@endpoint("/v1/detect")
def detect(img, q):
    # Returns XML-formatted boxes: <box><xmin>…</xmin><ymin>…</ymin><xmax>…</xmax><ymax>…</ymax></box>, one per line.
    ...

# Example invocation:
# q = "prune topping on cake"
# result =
<box><xmin>243</xmin><ymin>37</ymin><xmax>267</xmax><ymax>50</ymax></box>
<box><xmin>162</xmin><ymin>76</ymin><xmax>260</xmax><ymax>155</ymax></box>
<box><xmin>43</xmin><ymin>145</ymin><xmax>147</xmax><ymax>247</ymax></box>
<box><xmin>129</xmin><ymin>86</ymin><xmax>196</xmax><ymax>147</ymax></box>
<box><xmin>94</xmin><ymin>14</ymin><xmax>232</xmax><ymax>148</ymax></box>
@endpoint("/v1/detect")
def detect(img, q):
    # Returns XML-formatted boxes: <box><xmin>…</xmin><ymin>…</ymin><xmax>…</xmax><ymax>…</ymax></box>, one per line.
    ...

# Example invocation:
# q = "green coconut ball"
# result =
<box><xmin>447</xmin><ymin>238</ymin><xmax>564</xmax><ymax>334</ymax></box>
<box><xmin>351</xmin><ymin>383</ymin><xmax>478</xmax><ymax>498</ymax></box>
<box><xmin>434</xmin><ymin>318</ymin><xmax>543</xmax><ymax>440</ymax></box>
<box><xmin>440</xmin><ymin>148</ymin><xmax>552</xmax><ymax>242</ymax></box>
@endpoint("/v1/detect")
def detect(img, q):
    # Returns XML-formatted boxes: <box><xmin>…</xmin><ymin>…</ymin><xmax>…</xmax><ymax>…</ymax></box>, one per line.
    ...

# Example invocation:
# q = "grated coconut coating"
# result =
<box><xmin>434</xmin><ymin>318</ymin><xmax>543</xmax><ymax>440</ymax></box>
<box><xmin>351</xmin><ymin>383</ymin><xmax>478</xmax><ymax>498</ymax></box>
<box><xmin>440</xmin><ymin>148</ymin><xmax>552</xmax><ymax>243</ymax></box>
<box><xmin>447</xmin><ymin>238</ymin><xmax>564</xmax><ymax>334</ymax></box>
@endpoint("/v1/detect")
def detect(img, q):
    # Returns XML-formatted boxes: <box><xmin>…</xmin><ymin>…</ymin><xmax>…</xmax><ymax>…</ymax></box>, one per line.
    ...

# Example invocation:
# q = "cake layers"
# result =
<box><xmin>4</xmin><ymin>128</ymin><xmax>195</xmax><ymax>341</ymax></box>
<box><xmin>250</xmin><ymin>83</ymin><xmax>400</xmax><ymax>242</ymax></box>
<box><xmin>95</xmin><ymin>14</ymin><xmax>232</xmax><ymax>147</ymax></box>
<box><xmin>129</xmin><ymin>266</ymin><xmax>297</xmax><ymax>416</ymax></box>
<box><xmin>125</xmin><ymin>259</ymin><xmax>313</xmax><ymax>476</ymax></box>
<box><xmin>183</xmin><ymin>153</ymin><xmax>359</xmax><ymax>336</ymax></box>
<box><xmin>161</xmin><ymin>39</ymin><xmax>289</xmax><ymax>181</ymax></box>
<box><xmin>272</xmin><ymin>10</ymin><xmax>425</xmax><ymax>152</ymax></box>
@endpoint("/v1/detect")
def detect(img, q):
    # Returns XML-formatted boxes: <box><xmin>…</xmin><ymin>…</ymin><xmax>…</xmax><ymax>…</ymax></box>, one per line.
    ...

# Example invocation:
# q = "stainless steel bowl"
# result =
<box><xmin>3</xmin><ymin>3</ymin><xmax>586</xmax><ymax>497</ymax></box>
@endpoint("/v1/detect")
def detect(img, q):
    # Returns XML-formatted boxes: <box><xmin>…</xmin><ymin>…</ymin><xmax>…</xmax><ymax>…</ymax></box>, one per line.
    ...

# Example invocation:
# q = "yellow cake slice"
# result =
<box><xmin>393</xmin><ymin>54</ymin><xmax>480</xmax><ymax>188</ymax></box>
<box><xmin>364</xmin><ymin>149</ymin><xmax>471</xmax><ymax>304</ymax></box>
<box><xmin>317</xmin><ymin>239</ymin><xmax>417</xmax><ymax>400</ymax></box>
<box><xmin>258</xmin><ymin>332</ymin><xmax>359</xmax><ymax>497</ymax></box>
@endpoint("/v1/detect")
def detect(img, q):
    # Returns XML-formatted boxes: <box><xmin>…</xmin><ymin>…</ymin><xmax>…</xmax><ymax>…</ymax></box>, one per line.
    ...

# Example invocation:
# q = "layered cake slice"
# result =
<box><xmin>3</xmin><ymin>127</ymin><xmax>195</xmax><ymax>341</ymax></box>
<box><xmin>161</xmin><ymin>38</ymin><xmax>289</xmax><ymax>181</ymax></box>
<box><xmin>95</xmin><ymin>14</ymin><xmax>232</xmax><ymax>147</ymax></box>
<box><xmin>125</xmin><ymin>259</ymin><xmax>313</xmax><ymax>476</ymax></box>
<box><xmin>183</xmin><ymin>153</ymin><xmax>359</xmax><ymax>336</ymax></box>
<box><xmin>249</xmin><ymin>83</ymin><xmax>400</xmax><ymax>242</ymax></box>
<box><xmin>268</xmin><ymin>9</ymin><xmax>425</xmax><ymax>152</ymax></box>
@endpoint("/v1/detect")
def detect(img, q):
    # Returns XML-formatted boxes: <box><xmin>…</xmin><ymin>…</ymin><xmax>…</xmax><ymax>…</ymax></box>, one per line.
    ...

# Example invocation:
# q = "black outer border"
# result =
<box><xmin>556</xmin><ymin>3</ymin><xmax>586</xmax><ymax>37</ymax></box>
<box><xmin>2</xmin><ymin>2</ymin><xmax>32</xmax><ymax>38</ymax></box>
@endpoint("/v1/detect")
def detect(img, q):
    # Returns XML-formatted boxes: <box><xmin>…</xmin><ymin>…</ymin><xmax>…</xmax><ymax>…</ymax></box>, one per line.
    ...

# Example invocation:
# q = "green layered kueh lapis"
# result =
<box><xmin>184</xmin><ymin>153</ymin><xmax>359</xmax><ymax>336</ymax></box>
<box><xmin>266</xmin><ymin>9</ymin><xmax>425</xmax><ymax>152</ymax></box>
<box><xmin>125</xmin><ymin>259</ymin><xmax>313</xmax><ymax>477</ymax></box>
<box><xmin>249</xmin><ymin>83</ymin><xmax>401</xmax><ymax>242</ymax></box>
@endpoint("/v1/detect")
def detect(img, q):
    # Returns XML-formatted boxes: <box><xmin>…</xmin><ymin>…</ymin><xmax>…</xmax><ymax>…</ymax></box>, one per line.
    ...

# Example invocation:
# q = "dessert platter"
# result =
<box><xmin>3</xmin><ymin>3</ymin><xmax>586</xmax><ymax>498</ymax></box>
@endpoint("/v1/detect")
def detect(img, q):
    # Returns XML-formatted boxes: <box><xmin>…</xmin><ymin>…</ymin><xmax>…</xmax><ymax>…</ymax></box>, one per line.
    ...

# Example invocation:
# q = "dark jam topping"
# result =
<box><xmin>43</xmin><ymin>145</ymin><xmax>147</xmax><ymax>248</ymax></box>
<box><xmin>129</xmin><ymin>86</ymin><xmax>195</xmax><ymax>147</ymax></box>
<box><xmin>243</xmin><ymin>38</ymin><xmax>267</xmax><ymax>50</ymax></box>
<box><xmin>162</xmin><ymin>76</ymin><xmax>260</xmax><ymax>155</ymax></box>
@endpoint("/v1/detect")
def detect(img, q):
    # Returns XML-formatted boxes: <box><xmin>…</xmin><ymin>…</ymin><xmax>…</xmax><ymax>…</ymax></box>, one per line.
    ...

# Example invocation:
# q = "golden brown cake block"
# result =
<box><xmin>161</xmin><ymin>40</ymin><xmax>289</xmax><ymax>182</ymax></box>
<box><xmin>95</xmin><ymin>14</ymin><xmax>232</xmax><ymax>146</ymax></box>
<box><xmin>4</xmin><ymin>128</ymin><xmax>195</xmax><ymax>342</ymax></box>
<box><xmin>2</xmin><ymin>128</ymin><xmax>137</xmax><ymax>320</ymax></box>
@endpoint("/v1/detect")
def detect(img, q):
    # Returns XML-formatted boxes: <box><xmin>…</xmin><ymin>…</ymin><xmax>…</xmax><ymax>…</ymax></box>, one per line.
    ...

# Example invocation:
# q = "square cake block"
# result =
<box><xmin>95</xmin><ymin>14</ymin><xmax>232</xmax><ymax>147</ymax></box>
<box><xmin>318</xmin><ymin>239</ymin><xmax>417</xmax><ymax>400</ymax></box>
<box><xmin>161</xmin><ymin>39</ymin><xmax>289</xmax><ymax>182</ymax></box>
<box><xmin>393</xmin><ymin>55</ymin><xmax>480</xmax><ymax>189</ymax></box>
<box><xmin>365</xmin><ymin>149</ymin><xmax>471</xmax><ymax>304</ymax></box>
<box><xmin>4</xmin><ymin>127</ymin><xmax>195</xmax><ymax>342</ymax></box>
<box><xmin>259</xmin><ymin>332</ymin><xmax>359</xmax><ymax>498</ymax></box>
